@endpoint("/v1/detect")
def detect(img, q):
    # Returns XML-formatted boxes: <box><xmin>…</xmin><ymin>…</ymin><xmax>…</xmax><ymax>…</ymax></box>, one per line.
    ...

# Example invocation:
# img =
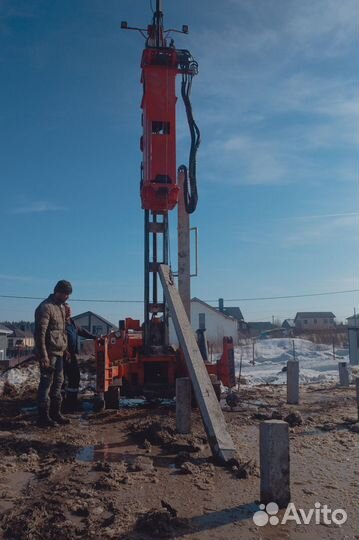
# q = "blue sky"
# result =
<box><xmin>0</xmin><ymin>0</ymin><xmax>358</xmax><ymax>324</ymax></box>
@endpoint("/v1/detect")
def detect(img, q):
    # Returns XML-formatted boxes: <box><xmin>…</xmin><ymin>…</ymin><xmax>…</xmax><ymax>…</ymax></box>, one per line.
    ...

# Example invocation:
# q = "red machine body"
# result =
<box><xmin>141</xmin><ymin>48</ymin><xmax>179</xmax><ymax>212</ymax></box>
<box><xmin>96</xmin><ymin>319</ymin><xmax>235</xmax><ymax>400</ymax></box>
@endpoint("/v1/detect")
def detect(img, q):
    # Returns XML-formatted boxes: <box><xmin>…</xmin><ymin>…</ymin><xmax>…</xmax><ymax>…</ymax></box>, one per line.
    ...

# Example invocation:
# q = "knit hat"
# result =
<box><xmin>54</xmin><ymin>280</ymin><xmax>73</xmax><ymax>294</ymax></box>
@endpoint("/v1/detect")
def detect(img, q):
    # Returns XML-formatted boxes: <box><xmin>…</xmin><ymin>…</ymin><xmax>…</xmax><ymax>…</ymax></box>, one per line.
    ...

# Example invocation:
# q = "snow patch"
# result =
<box><xmin>236</xmin><ymin>338</ymin><xmax>350</xmax><ymax>385</ymax></box>
<box><xmin>0</xmin><ymin>364</ymin><xmax>39</xmax><ymax>396</ymax></box>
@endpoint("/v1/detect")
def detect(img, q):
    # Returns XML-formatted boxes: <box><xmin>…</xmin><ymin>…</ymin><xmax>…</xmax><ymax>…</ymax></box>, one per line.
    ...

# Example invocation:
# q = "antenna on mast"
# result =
<box><xmin>121</xmin><ymin>1</ymin><xmax>188</xmax><ymax>45</ymax></box>
<box><xmin>153</xmin><ymin>0</ymin><xmax>164</xmax><ymax>47</ymax></box>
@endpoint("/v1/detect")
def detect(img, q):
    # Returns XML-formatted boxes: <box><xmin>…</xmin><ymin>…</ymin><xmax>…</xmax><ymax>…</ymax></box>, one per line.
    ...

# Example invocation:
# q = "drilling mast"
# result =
<box><xmin>136</xmin><ymin>0</ymin><xmax>199</xmax><ymax>352</ymax></box>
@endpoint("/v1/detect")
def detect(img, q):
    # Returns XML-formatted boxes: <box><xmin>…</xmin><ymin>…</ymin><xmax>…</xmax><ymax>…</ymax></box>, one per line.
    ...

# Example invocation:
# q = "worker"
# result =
<box><xmin>34</xmin><ymin>280</ymin><xmax>73</xmax><ymax>427</ymax></box>
<box><xmin>63</xmin><ymin>303</ymin><xmax>97</xmax><ymax>411</ymax></box>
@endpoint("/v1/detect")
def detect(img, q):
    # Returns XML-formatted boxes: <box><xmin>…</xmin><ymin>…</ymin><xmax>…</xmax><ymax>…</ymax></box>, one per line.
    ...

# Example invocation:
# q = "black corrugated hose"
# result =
<box><xmin>180</xmin><ymin>56</ymin><xmax>200</xmax><ymax>214</ymax></box>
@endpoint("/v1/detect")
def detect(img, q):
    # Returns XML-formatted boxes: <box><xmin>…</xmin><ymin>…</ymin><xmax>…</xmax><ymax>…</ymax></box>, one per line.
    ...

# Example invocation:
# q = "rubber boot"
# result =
<box><xmin>38</xmin><ymin>404</ymin><xmax>58</xmax><ymax>428</ymax></box>
<box><xmin>50</xmin><ymin>399</ymin><xmax>71</xmax><ymax>425</ymax></box>
<box><xmin>66</xmin><ymin>391</ymin><xmax>79</xmax><ymax>412</ymax></box>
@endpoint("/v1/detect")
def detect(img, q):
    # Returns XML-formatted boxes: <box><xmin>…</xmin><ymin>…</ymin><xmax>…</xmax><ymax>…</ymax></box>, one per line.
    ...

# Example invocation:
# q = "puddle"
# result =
<box><xmin>156</xmin><ymin>399</ymin><xmax>175</xmax><ymax>407</ymax></box>
<box><xmin>76</xmin><ymin>446</ymin><xmax>97</xmax><ymax>461</ymax></box>
<box><xmin>76</xmin><ymin>442</ymin><xmax>177</xmax><ymax>469</ymax></box>
<box><xmin>119</xmin><ymin>398</ymin><xmax>175</xmax><ymax>408</ymax></box>
<box><xmin>119</xmin><ymin>398</ymin><xmax>147</xmax><ymax>408</ymax></box>
<box><xmin>225</xmin><ymin>399</ymin><xmax>270</xmax><ymax>410</ymax></box>
<box><xmin>77</xmin><ymin>397</ymin><xmax>176</xmax><ymax>414</ymax></box>
<box><xmin>76</xmin><ymin>443</ymin><xmax>134</xmax><ymax>462</ymax></box>
<box><xmin>75</xmin><ymin>437</ymin><xmax>157</xmax><ymax>464</ymax></box>
<box><xmin>151</xmin><ymin>456</ymin><xmax>177</xmax><ymax>468</ymax></box>
<box><xmin>296</xmin><ymin>425</ymin><xmax>349</xmax><ymax>437</ymax></box>
<box><xmin>81</xmin><ymin>400</ymin><xmax>95</xmax><ymax>413</ymax></box>
<box><xmin>20</xmin><ymin>405</ymin><xmax>37</xmax><ymax>415</ymax></box>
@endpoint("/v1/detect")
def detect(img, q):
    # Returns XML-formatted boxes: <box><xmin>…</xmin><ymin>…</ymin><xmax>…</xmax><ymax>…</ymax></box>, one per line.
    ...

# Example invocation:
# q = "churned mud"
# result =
<box><xmin>0</xmin><ymin>381</ymin><xmax>358</xmax><ymax>540</ymax></box>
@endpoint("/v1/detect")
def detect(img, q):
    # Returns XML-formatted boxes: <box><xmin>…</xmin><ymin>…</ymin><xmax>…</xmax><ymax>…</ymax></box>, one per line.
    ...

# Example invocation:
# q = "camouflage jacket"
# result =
<box><xmin>34</xmin><ymin>295</ymin><xmax>67</xmax><ymax>361</ymax></box>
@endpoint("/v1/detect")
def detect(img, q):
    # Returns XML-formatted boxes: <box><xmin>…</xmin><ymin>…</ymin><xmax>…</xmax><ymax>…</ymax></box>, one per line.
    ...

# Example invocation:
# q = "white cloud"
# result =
<box><xmin>282</xmin><ymin>213</ymin><xmax>358</xmax><ymax>247</ymax></box>
<box><xmin>285</xmin><ymin>0</ymin><xmax>358</xmax><ymax>57</ymax></box>
<box><xmin>231</xmin><ymin>212</ymin><xmax>358</xmax><ymax>248</ymax></box>
<box><xmin>273</xmin><ymin>73</ymin><xmax>358</xmax><ymax>120</ymax></box>
<box><xmin>10</xmin><ymin>201</ymin><xmax>66</xmax><ymax>214</ymax></box>
<box><xmin>182</xmin><ymin>1</ymin><xmax>359</xmax><ymax>190</ymax></box>
<box><xmin>286</xmin><ymin>212</ymin><xmax>359</xmax><ymax>222</ymax></box>
<box><xmin>220</xmin><ymin>135</ymin><xmax>287</xmax><ymax>185</ymax></box>
<box><xmin>221</xmin><ymin>0</ymin><xmax>358</xmax><ymax>58</ymax></box>
<box><xmin>0</xmin><ymin>274</ymin><xmax>33</xmax><ymax>282</ymax></box>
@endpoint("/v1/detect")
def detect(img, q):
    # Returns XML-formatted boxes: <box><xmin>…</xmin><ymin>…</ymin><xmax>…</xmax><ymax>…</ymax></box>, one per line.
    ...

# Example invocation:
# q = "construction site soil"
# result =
<box><xmin>0</xmin><ymin>381</ymin><xmax>358</xmax><ymax>540</ymax></box>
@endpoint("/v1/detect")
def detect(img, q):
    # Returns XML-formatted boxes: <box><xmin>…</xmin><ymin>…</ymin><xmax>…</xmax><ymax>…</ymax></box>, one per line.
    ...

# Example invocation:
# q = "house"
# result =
<box><xmin>282</xmin><ymin>319</ymin><xmax>295</xmax><ymax>330</ymax></box>
<box><xmin>7</xmin><ymin>327</ymin><xmax>35</xmax><ymax>349</ymax></box>
<box><xmin>246</xmin><ymin>322</ymin><xmax>279</xmax><ymax>338</ymax></box>
<box><xmin>281</xmin><ymin>319</ymin><xmax>295</xmax><ymax>337</ymax></box>
<box><xmin>72</xmin><ymin>311</ymin><xmax>117</xmax><ymax>336</ymax></box>
<box><xmin>169</xmin><ymin>297</ymin><xmax>239</xmax><ymax>348</ymax></box>
<box><xmin>6</xmin><ymin>326</ymin><xmax>35</xmax><ymax>358</ymax></box>
<box><xmin>217</xmin><ymin>298</ymin><xmax>247</xmax><ymax>333</ymax></box>
<box><xmin>294</xmin><ymin>312</ymin><xmax>336</xmax><ymax>331</ymax></box>
<box><xmin>347</xmin><ymin>315</ymin><xmax>359</xmax><ymax>365</ymax></box>
<box><xmin>0</xmin><ymin>324</ymin><xmax>12</xmax><ymax>361</ymax></box>
<box><xmin>71</xmin><ymin>311</ymin><xmax>117</xmax><ymax>351</ymax></box>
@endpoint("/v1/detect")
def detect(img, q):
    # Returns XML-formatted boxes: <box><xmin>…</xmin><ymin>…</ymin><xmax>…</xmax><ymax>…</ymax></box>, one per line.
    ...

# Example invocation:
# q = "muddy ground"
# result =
<box><xmin>0</xmin><ymin>381</ymin><xmax>358</xmax><ymax>540</ymax></box>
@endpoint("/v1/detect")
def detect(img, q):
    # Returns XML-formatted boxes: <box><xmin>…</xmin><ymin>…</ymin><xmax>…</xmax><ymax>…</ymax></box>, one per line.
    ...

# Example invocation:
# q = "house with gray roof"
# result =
<box><xmin>71</xmin><ymin>311</ymin><xmax>117</xmax><ymax>335</ymax></box>
<box><xmin>169</xmin><ymin>297</ymin><xmax>240</xmax><ymax>347</ymax></box>
<box><xmin>217</xmin><ymin>299</ymin><xmax>247</xmax><ymax>333</ymax></box>
<box><xmin>246</xmin><ymin>321</ymin><xmax>279</xmax><ymax>338</ymax></box>
<box><xmin>294</xmin><ymin>312</ymin><xmax>336</xmax><ymax>331</ymax></box>
<box><xmin>71</xmin><ymin>311</ymin><xmax>117</xmax><ymax>351</ymax></box>
<box><xmin>0</xmin><ymin>324</ymin><xmax>12</xmax><ymax>361</ymax></box>
<box><xmin>282</xmin><ymin>319</ymin><xmax>295</xmax><ymax>330</ymax></box>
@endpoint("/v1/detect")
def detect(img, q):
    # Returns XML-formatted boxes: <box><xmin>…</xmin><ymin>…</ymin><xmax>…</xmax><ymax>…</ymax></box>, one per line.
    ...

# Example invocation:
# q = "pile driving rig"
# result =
<box><xmin>95</xmin><ymin>1</ymin><xmax>235</xmax><ymax>407</ymax></box>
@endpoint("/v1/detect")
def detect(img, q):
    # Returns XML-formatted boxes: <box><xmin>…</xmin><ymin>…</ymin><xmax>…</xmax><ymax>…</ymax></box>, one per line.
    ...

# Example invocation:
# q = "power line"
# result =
<box><xmin>0</xmin><ymin>295</ymin><xmax>142</xmax><ymax>303</ymax></box>
<box><xmin>1</xmin><ymin>288</ymin><xmax>359</xmax><ymax>304</ymax></box>
<box><xmin>204</xmin><ymin>289</ymin><xmax>359</xmax><ymax>303</ymax></box>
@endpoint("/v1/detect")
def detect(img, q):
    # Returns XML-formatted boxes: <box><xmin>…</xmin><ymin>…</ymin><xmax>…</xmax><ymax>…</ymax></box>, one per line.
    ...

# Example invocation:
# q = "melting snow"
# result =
<box><xmin>236</xmin><ymin>338</ymin><xmax>350</xmax><ymax>385</ymax></box>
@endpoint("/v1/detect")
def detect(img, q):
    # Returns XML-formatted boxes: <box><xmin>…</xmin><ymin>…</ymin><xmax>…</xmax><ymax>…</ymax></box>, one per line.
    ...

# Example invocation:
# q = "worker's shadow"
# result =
<box><xmin>189</xmin><ymin>502</ymin><xmax>259</xmax><ymax>531</ymax></box>
<box><xmin>119</xmin><ymin>502</ymin><xmax>259</xmax><ymax>539</ymax></box>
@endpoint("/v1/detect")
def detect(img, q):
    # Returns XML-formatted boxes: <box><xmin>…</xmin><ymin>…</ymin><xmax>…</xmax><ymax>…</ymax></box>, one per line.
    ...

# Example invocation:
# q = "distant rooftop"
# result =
<box><xmin>2</xmin><ymin>324</ymin><xmax>34</xmax><ymax>337</ymax></box>
<box><xmin>220</xmin><ymin>307</ymin><xmax>244</xmax><ymax>321</ymax></box>
<box><xmin>71</xmin><ymin>311</ymin><xmax>117</xmax><ymax>329</ymax></box>
<box><xmin>191</xmin><ymin>298</ymin><xmax>237</xmax><ymax>322</ymax></box>
<box><xmin>0</xmin><ymin>324</ymin><xmax>12</xmax><ymax>335</ymax></box>
<box><xmin>247</xmin><ymin>322</ymin><xmax>278</xmax><ymax>330</ymax></box>
<box><xmin>295</xmin><ymin>312</ymin><xmax>335</xmax><ymax>320</ymax></box>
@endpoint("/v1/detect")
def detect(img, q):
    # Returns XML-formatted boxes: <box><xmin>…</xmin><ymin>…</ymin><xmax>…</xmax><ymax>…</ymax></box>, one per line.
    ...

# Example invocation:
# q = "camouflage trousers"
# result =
<box><xmin>38</xmin><ymin>356</ymin><xmax>64</xmax><ymax>408</ymax></box>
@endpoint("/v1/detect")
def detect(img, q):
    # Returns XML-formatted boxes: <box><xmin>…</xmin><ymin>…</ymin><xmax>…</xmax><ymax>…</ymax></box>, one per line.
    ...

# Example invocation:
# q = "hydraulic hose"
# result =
<box><xmin>180</xmin><ymin>55</ymin><xmax>200</xmax><ymax>214</ymax></box>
